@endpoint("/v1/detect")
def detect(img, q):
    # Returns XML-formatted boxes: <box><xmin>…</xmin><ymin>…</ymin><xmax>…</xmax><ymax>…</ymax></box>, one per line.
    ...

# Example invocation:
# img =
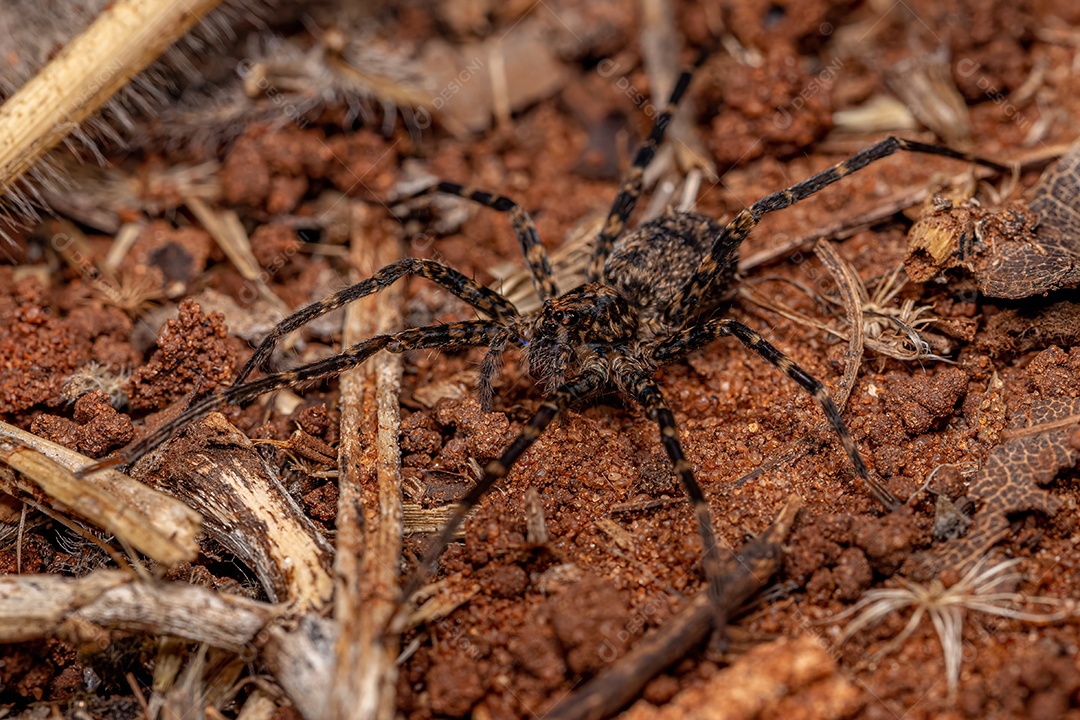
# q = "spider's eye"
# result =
<box><xmin>551</xmin><ymin>310</ymin><xmax>564</xmax><ymax>323</ymax></box>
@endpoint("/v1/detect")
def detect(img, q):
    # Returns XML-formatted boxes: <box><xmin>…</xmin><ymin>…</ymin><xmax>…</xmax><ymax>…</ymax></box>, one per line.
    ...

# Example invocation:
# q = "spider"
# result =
<box><xmin>84</xmin><ymin>47</ymin><xmax>1008</xmax><ymax>626</ymax></box>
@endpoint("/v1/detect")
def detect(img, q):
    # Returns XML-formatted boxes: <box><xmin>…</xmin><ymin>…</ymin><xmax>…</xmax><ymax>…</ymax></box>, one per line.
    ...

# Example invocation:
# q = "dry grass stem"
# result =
<box><xmin>834</xmin><ymin>556</ymin><xmax>1075</xmax><ymax>702</ymax></box>
<box><xmin>0</xmin><ymin>570</ymin><xmax>278</xmax><ymax>650</ymax></box>
<box><xmin>0</xmin><ymin>0</ymin><xmax>223</xmax><ymax>220</ymax></box>
<box><xmin>330</xmin><ymin>202</ymin><xmax>406</xmax><ymax>720</ymax></box>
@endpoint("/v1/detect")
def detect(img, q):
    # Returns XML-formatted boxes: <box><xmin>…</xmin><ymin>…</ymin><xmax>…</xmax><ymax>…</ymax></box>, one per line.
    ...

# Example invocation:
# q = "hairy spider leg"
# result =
<box><xmin>235</xmin><ymin>257</ymin><xmax>520</xmax><ymax>385</ymax></box>
<box><xmin>409</xmin><ymin>180</ymin><xmax>558</xmax><ymax>301</ymax></box>
<box><xmin>586</xmin><ymin>47</ymin><xmax>711</xmax><ymax>283</ymax></box>
<box><xmin>667</xmin><ymin>136</ymin><xmax>1012</xmax><ymax>326</ymax></box>
<box><xmin>80</xmin><ymin>321</ymin><xmax>509</xmax><ymax>476</ymax></box>
<box><xmin>616</xmin><ymin>356</ymin><xmax>729</xmax><ymax>631</ymax></box>
<box><xmin>650</xmin><ymin>318</ymin><xmax>900</xmax><ymax>510</ymax></box>
<box><xmin>391</xmin><ymin>363</ymin><xmax>607</xmax><ymax>632</ymax></box>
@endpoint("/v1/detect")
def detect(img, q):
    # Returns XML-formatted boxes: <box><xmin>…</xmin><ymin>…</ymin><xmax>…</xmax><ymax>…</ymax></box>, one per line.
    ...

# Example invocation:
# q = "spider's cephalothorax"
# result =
<box><xmin>86</xmin><ymin>43</ymin><xmax>1010</xmax><ymax>636</ymax></box>
<box><xmin>526</xmin><ymin>210</ymin><xmax>729</xmax><ymax>391</ymax></box>
<box><xmin>527</xmin><ymin>283</ymin><xmax>636</xmax><ymax>389</ymax></box>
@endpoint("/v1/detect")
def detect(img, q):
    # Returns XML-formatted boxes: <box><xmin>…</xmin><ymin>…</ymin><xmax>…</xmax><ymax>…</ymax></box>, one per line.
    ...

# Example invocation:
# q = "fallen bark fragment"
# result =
<box><xmin>0</xmin><ymin>419</ymin><xmax>201</xmax><ymax>566</ymax></box>
<box><xmin>132</xmin><ymin>412</ymin><xmax>334</xmax><ymax>609</ymax></box>
<box><xmin>905</xmin><ymin>142</ymin><xmax>1080</xmax><ymax>298</ymax></box>
<box><xmin>0</xmin><ymin>570</ymin><xmax>278</xmax><ymax>651</ymax></box>
<box><xmin>911</xmin><ymin>396</ymin><xmax>1078</xmax><ymax>579</ymax></box>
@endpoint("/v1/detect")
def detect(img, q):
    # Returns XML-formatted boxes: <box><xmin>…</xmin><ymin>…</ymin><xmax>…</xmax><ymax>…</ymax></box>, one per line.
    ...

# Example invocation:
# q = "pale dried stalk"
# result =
<box><xmin>0</xmin><ymin>0</ymin><xmax>222</xmax><ymax>200</ymax></box>
<box><xmin>812</xmin><ymin>239</ymin><xmax>866</xmax><ymax>409</ymax></box>
<box><xmin>262</xmin><ymin>614</ymin><xmax>337</xmax><ymax>718</ymax></box>
<box><xmin>186</xmin><ymin>197</ymin><xmax>292</xmax><ymax>317</ymax></box>
<box><xmin>236</xmin><ymin>690</ymin><xmax>279</xmax><ymax>720</ymax></box>
<box><xmin>331</xmin><ymin>203</ymin><xmax>405</xmax><ymax>720</ymax></box>
<box><xmin>886</xmin><ymin>47</ymin><xmax>972</xmax><ymax>147</ymax></box>
<box><xmin>0</xmin><ymin>570</ymin><xmax>278</xmax><ymax>651</ymax></box>
<box><xmin>0</xmin><ymin>419</ymin><xmax>200</xmax><ymax>566</ymax></box>
<box><xmin>402</xmin><ymin>502</ymin><xmax>468</xmax><ymax>537</ymax></box>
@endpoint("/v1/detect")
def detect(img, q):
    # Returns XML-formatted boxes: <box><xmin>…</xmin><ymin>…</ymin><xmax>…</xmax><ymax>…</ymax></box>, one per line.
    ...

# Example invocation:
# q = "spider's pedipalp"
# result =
<box><xmin>235</xmin><ymin>257</ymin><xmax>519</xmax><ymax>385</ymax></box>
<box><xmin>526</xmin><ymin>283</ymin><xmax>637</xmax><ymax>390</ymax></box>
<box><xmin>477</xmin><ymin>331</ymin><xmax>519</xmax><ymax>412</ymax></box>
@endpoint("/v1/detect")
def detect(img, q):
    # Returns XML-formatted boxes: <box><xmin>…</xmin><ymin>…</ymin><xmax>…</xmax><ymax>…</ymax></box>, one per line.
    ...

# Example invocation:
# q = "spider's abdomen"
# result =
<box><xmin>604</xmin><ymin>211</ymin><xmax>734</xmax><ymax>334</ymax></box>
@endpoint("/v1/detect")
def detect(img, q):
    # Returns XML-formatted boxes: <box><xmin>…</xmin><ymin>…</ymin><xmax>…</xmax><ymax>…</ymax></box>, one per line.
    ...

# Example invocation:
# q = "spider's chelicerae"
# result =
<box><xmin>87</xmin><ymin>48</ymin><xmax>1008</xmax><ymax>622</ymax></box>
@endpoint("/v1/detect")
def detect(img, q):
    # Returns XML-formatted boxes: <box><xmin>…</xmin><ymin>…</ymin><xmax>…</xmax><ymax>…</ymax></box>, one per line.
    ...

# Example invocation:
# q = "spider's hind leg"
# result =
<box><xmin>667</xmin><ymin>136</ymin><xmax>1012</xmax><ymax>326</ymax></box>
<box><xmin>586</xmin><ymin>47</ymin><xmax>712</xmax><ymax>283</ymax></box>
<box><xmin>650</xmin><ymin>318</ymin><xmax>900</xmax><ymax>511</ymax></box>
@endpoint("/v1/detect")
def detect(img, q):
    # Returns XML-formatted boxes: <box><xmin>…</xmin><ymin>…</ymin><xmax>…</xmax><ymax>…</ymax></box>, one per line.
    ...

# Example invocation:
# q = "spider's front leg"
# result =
<box><xmin>650</xmin><ymin>319</ymin><xmax>900</xmax><ymax>511</ymax></box>
<box><xmin>235</xmin><ymin>258</ymin><xmax>519</xmax><ymax>384</ymax></box>
<box><xmin>403</xmin><ymin>181</ymin><xmax>558</xmax><ymax>300</ymax></box>
<box><xmin>665</xmin><ymin>137</ymin><xmax>1012</xmax><ymax>326</ymax></box>
<box><xmin>79</xmin><ymin>321</ymin><xmax>510</xmax><ymax>475</ymax></box>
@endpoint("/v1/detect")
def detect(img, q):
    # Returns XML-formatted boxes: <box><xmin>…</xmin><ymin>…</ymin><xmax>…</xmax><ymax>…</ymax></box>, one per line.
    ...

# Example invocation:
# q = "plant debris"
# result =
<box><xmin>1</xmin><ymin>1</ymin><xmax>1080</xmax><ymax>718</ymax></box>
<box><xmin>910</xmin><ymin>393</ymin><xmax>1079</xmax><ymax>579</ymax></box>
<box><xmin>905</xmin><ymin>142</ymin><xmax>1080</xmax><ymax>298</ymax></box>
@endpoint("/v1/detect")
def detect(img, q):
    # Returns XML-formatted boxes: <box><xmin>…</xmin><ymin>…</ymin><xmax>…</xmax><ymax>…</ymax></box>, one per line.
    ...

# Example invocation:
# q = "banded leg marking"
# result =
<box><xmin>587</xmin><ymin>48</ymin><xmax>711</xmax><ymax>283</ymax></box>
<box><xmin>650</xmin><ymin>318</ymin><xmax>900</xmax><ymax>511</ymax></box>
<box><xmin>618</xmin><ymin>363</ymin><xmax>728</xmax><ymax>630</ymax></box>
<box><xmin>412</xmin><ymin>181</ymin><xmax>558</xmax><ymax>301</ymax></box>
<box><xmin>83</xmin><ymin>322</ymin><xmax>508</xmax><ymax>475</ymax></box>
<box><xmin>395</xmin><ymin>366</ymin><xmax>606</xmax><ymax>625</ymax></box>
<box><xmin>666</xmin><ymin>136</ymin><xmax>1011</xmax><ymax>326</ymax></box>
<box><xmin>236</xmin><ymin>258</ymin><xmax>519</xmax><ymax>384</ymax></box>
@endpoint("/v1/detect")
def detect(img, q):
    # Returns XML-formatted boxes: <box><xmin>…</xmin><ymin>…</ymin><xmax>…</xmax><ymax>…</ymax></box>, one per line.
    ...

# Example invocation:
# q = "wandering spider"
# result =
<box><xmin>85</xmin><ymin>47</ymin><xmax>1008</xmax><ymax>625</ymax></box>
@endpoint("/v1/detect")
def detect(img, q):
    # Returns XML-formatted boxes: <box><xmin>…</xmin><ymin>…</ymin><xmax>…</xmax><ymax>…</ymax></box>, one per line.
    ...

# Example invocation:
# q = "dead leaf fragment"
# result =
<box><xmin>912</xmin><ymin>396</ymin><xmax>1078</xmax><ymax>578</ymax></box>
<box><xmin>904</xmin><ymin>142</ymin><xmax>1080</xmax><ymax>297</ymax></box>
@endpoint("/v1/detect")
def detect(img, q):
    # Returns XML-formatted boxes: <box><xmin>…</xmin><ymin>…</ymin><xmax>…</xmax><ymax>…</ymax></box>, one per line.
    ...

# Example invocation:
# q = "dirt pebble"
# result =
<box><xmin>127</xmin><ymin>298</ymin><xmax>237</xmax><ymax>411</ymax></box>
<box><xmin>549</xmin><ymin>574</ymin><xmax>635</xmax><ymax>675</ymax></box>
<box><xmin>0</xmin><ymin>303</ymin><xmax>91</xmax><ymax>412</ymax></box>
<box><xmin>30</xmin><ymin>390</ymin><xmax>133</xmax><ymax>457</ymax></box>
